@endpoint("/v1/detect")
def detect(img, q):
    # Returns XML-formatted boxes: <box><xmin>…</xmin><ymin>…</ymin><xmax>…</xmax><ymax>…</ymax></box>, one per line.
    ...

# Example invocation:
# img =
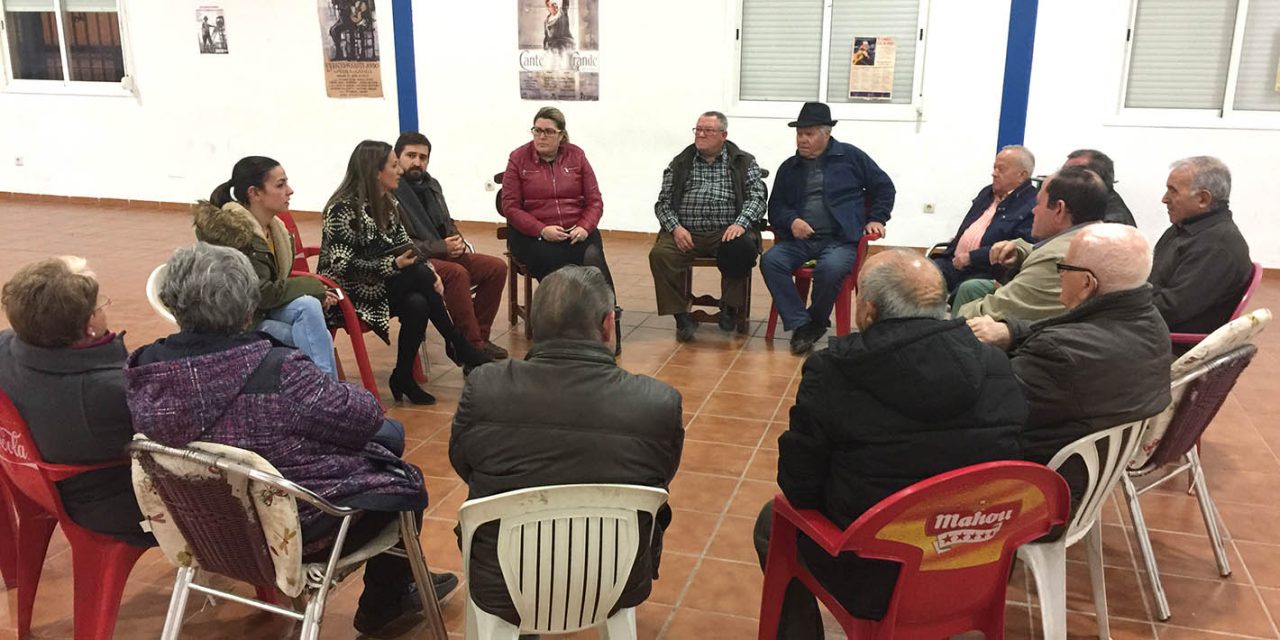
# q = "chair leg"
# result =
<box><xmin>507</xmin><ymin>258</ymin><xmax>519</xmax><ymax>325</ymax></box>
<box><xmin>160</xmin><ymin>566</ymin><xmax>197</xmax><ymax>640</ymax></box>
<box><xmin>765</xmin><ymin>304</ymin><xmax>781</xmax><ymax>340</ymax></box>
<box><xmin>413</xmin><ymin>352</ymin><xmax>428</xmax><ymax>384</ymax></box>
<box><xmin>0</xmin><ymin>494</ymin><xmax>15</xmax><ymax>589</ymax></box>
<box><xmin>68</xmin><ymin>530</ymin><xmax>147</xmax><ymax>640</ymax></box>
<box><xmin>523</xmin><ymin>273</ymin><xmax>534</xmax><ymax>339</ymax></box>
<box><xmin>739</xmin><ymin>278</ymin><xmax>752</xmax><ymax>334</ymax></box>
<box><xmin>1122</xmin><ymin>475</ymin><xmax>1171</xmax><ymax>621</ymax></box>
<box><xmin>400</xmin><ymin>512</ymin><xmax>448</xmax><ymax>640</ymax></box>
<box><xmin>1188</xmin><ymin>448</ymin><xmax>1232</xmax><ymax>577</ymax></box>
<box><xmin>1019</xmin><ymin>541</ymin><xmax>1068</xmax><ymax>640</ymax></box>
<box><xmin>345</xmin><ymin>330</ymin><xmax>379</xmax><ymax>398</ymax></box>
<box><xmin>834</xmin><ymin>278</ymin><xmax>852</xmax><ymax>336</ymax></box>
<box><xmin>598</xmin><ymin>606</ymin><xmax>637</xmax><ymax>639</ymax></box>
<box><xmin>15</xmin><ymin>508</ymin><xmax>57</xmax><ymax>639</ymax></box>
<box><xmin>1085</xmin><ymin>521</ymin><xmax>1110</xmax><ymax>640</ymax></box>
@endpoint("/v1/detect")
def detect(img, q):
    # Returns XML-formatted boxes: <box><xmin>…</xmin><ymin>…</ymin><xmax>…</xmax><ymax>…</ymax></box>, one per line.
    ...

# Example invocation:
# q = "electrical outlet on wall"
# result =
<box><xmin>923</xmin><ymin>202</ymin><xmax>935</xmax><ymax>214</ymax></box>
<box><xmin>14</xmin><ymin>157</ymin><xmax>23</xmax><ymax>167</ymax></box>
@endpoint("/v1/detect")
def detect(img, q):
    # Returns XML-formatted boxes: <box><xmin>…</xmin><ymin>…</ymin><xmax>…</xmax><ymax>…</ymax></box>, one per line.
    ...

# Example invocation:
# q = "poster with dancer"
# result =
<box><xmin>848</xmin><ymin>36</ymin><xmax>896</xmax><ymax>100</ymax></box>
<box><xmin>317</xmin><ymin>0</ymin><xmax>382</xmax><ymax>98</ymax></box>
<box><xmin>196</xmin><ymin>5</ymin><xmax>228</xmax><ymax>55</ymax></box>
<box><xmin>517</xmin><ymin>0</ymin><xmax>599</xmax><ymax>101</ymax></box>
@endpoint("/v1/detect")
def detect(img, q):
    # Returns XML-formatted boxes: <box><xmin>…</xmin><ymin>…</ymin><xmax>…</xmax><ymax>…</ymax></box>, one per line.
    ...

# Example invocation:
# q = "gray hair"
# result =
<box><xmin>816</xmin><ymin>124</ymin><xmax>833</xmax><ymax>135</ymax></box>
<box><xmin>160</xmin><ymin>242</ymin><xmax>261</xmax><ymax>335</ymax></box>
<box><xmin>1001</xmin><ymin>144</ymin><xmax>1036</xmax><ymax>174</ymax></box>
<box><xmin>858</xmin><ymin>250</ymin><xmax>948</xmax><ymax>321</ymax></box>
<box><xmin>700</xmin><ymin>111</ymin><xmax>728</xmax><ymax>131</ymax></box>
<box><xmin>1070</xmin><ymin>224</ymin><xmax>1153</xmax><ymax>295</ymax></box>
<box><xmin>530</xmin><ymin>265</ymin><xmax>614</xmax><ymax>342</ymax></box>
<box><xmin>1171</xmin><ymin>156</ymin><xmax>1231</xmax><ymax>205</ymax></box>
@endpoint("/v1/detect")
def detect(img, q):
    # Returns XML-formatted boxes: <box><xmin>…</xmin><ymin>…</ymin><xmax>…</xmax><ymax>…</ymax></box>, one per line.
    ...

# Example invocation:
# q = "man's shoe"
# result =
<box><xmin>481</xmin><ymin>340</ymin><xmax>509</xmax><ymax>360</ymax></box>
<box><xmin>674</xmin><ymin>312</ymin><xmax>697</xmax><ymax>342</ymax></box>
<box><xmin>718</xmin><ymin>304</ymin><xmax>738</xmax><ymax>332</ymax></box>
<box><xmin>789</xmin><ymin>323</ymin><xmax>827</xmax><ymax>355</ymax></box>
<box><xmin>353</xmin><ymin>573</ymin><xmax>459</xmax><ymax>638</ymax></box>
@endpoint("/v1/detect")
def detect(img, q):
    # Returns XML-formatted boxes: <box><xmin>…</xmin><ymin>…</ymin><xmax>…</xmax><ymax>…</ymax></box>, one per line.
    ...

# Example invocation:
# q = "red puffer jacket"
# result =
<box><xmin>500</xmin><ymin>141</ymin><xmax>604</xmax><ymax>237</ymax></box>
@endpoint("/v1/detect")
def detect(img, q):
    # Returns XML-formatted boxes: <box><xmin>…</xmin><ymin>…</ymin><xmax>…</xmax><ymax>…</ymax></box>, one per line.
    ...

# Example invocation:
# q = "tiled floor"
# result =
<box><xmin>1</xmin><ymin>197</ymin><xmax>1279</xmax><ymax>639</ymax></box>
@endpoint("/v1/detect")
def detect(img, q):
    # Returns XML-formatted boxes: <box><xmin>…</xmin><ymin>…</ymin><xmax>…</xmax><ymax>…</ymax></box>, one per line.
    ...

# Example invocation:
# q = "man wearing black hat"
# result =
<box><xmin>762</xmin><ymin>102</ymin><xmax>896</xmax><ymax>354</ymax></box>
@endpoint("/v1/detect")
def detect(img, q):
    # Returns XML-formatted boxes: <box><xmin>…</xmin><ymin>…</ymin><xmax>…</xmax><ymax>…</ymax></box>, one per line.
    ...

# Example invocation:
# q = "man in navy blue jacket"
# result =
<box><xmin>762</xmin><ymin>102</ymin><xmax>896</xmax><ymax>354</ymax></box>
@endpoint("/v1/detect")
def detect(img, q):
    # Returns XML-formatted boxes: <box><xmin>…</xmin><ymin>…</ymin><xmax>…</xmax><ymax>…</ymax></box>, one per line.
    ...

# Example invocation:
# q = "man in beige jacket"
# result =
<box><xmin>952</xmin><ymin>165</ymin><xmax>1108</xmax><ymax>321</ymax></box>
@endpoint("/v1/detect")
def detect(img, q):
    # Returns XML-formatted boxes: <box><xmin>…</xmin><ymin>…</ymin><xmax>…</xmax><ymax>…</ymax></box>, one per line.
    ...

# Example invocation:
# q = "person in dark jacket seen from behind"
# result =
<box><xmin>1063</xmin><ymin>149</ymin><xmax>1136</xmax><ymax>227</ymax></box>
<box><xmin>753</xmin><ymin>250</ymin><xmax>1026</xmax><ymax>639</ymax></box>
<box><xmin>0</xmin><ymin>256</ymin><xmax>155</xmax><ymax>548</ymax></box>
<box><xmin>124</xmin><ymin>242</ymin><xmax>457</xmax><ymax>638</ymax></box>
<box><xmin>450</xmin><ymin>265</ymin><xmax>684</xmax><ymax>631</ymax></box>
<box><xmin>969</xmin><ymin>224</ymin><xmax>1172</xmax><ymax>506</ymax></box>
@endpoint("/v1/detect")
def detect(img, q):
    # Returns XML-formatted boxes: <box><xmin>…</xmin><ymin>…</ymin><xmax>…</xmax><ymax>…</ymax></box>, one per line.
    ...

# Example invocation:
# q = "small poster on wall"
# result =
<box><xmin>517</xmin><ymin>0</ymin><xmax>600</xmax><ymax>101</ymax></box>
<box><xmin>196</xmin><ymin>5</ymin><xmax>228</xmax><ymax>55</ymax></box>
<box><xmin>317</xmin><ymin>0</ymin><xmax>383</xmax><ymax>98</ymax></box>
<box><xmin>848</xmin><ymin>36</ymin><xmax>896</xmax><ymax>100</ymax></box>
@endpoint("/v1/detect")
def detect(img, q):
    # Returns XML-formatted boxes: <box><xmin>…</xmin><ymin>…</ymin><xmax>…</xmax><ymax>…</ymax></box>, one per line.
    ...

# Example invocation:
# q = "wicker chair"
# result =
<box><xmin>128</xmin><ymin>437</ymin><xmax>447</xmax><ymax>640</ymax></box>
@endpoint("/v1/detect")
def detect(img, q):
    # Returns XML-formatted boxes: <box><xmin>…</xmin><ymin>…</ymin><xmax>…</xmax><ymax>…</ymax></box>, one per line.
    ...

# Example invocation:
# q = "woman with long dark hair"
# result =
<box><xmin>196</xmin><ymin>155</ymin><xmax>338</xmax><ymax>377</ymax></box>
<box><xmin>319</xmin><ymin>140</ymin><xmax>490</xmax><ymax>405</ymax></box>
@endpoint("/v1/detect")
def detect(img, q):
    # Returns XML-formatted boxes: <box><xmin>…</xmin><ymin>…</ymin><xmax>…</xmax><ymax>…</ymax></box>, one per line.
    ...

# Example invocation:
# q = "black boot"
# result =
<box><xmin>388</xmin><ymin>370</ymin><xmax>435</xmax><ymax>405</ymax></box>
<box><xmin>446</xmin><ymin>339</ymin><xmax>493</xmax><ymax>375</ymax></box>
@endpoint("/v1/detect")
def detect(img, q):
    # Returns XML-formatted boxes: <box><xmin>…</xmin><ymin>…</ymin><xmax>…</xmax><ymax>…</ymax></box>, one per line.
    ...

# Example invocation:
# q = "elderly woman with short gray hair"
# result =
<box><xmin>125</xmin><ymin>241</ymin><xmax>458</xmax><ymax>636</ymax></box>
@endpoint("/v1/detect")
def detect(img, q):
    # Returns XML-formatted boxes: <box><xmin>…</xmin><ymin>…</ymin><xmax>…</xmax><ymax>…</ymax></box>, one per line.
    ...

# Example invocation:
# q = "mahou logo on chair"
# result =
<box><xmin>924</xmin><ymin>502</ymin><xmax>1021</xmax><ymax>554</ymax></box>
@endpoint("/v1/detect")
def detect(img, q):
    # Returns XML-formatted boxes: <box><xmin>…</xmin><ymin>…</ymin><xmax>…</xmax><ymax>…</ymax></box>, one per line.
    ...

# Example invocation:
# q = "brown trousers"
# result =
<box><xmin>648</xmin><ymin>228</ymin><xmax>760</xmax><ymax>316</ymax></box>
<box><xmin>430</xmin><ymin>252</ymin><xmax>507</xmax><ymax>347</ymax></box>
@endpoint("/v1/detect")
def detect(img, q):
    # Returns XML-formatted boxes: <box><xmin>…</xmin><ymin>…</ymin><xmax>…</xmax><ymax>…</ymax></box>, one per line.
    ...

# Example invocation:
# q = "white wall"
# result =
<box><xmin>0</xmin><ymin>0</ymin><xmax>399</xmax><ymax>211</ymax></box>
<box><xmin>1025</xmin><ymin>0</ymin><xmax>1279</xmax><ymax>266</ymax></box>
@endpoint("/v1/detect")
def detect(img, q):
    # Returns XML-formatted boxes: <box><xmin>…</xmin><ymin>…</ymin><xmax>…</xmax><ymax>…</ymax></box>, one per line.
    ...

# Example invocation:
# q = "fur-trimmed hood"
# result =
<box><xmin>192</xmin><ymin>201</ymin><xmax>292</xmax><ymax>277</ymax></box>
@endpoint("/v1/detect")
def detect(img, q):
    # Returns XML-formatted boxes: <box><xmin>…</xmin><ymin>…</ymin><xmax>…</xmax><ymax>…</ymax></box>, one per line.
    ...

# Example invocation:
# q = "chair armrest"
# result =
<box><xmin>42</xmin><ymin>458</ymin><xmax>131</xmax><ymax>483</ymax></box>
<box><xmin>291</xmin><ymin>271</ymin><xmax>340</xmax><ymax>289</ymax></box>
<box><xmin>771</xmin><ymin>495</ymin><xmax>849</xmax><ymax>557</ymax></box>
<box><xmin>289</xmin><ymin>272</ymin><xmax>364</xmax><ymax>333</ymax></box>
<box><xmin>1170</xmin><ymin>332</ymin><xmax>1207</xmax><ymax>346</ymax></box>
<box><xmin>927</xmin><ymin>242</ymin><xmax>950</xmax><ymax>258</ymax></box>
<box><xmin>302</xmin><ymin>246</ymin><xmax>321</xmax><ymax>259</ymax></box>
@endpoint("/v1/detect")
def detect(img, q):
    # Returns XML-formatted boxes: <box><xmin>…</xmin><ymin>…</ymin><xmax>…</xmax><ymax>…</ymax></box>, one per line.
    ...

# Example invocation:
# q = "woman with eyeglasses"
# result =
<box><xmin>319</xmin><ymin>140</ymin><xmax>491</xmax><ymax>405</ymax></box>
<box><xmin>501</xmin><ymin>106</ymin><xmax>621</xmax><ymax>347</ymax></box>
<box><xmin>0</xmin><ymin>257</ymin><xmax>155</xmax><ymax>548</ymax></box>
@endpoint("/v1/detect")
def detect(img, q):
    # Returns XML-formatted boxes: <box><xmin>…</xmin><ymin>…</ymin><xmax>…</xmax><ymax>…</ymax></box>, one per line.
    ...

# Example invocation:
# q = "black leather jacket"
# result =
<box><xmin>450</xmin><ymin>338</ymin><xmax>684</xmax><ymax>625</ymax></box>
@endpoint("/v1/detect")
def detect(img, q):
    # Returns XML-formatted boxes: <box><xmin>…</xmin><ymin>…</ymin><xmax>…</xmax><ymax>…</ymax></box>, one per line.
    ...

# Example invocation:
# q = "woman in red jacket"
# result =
<box><xmin>501</xmin><ymin>106</ymin><xmax>616</xmax><ymax>290</ymax></box>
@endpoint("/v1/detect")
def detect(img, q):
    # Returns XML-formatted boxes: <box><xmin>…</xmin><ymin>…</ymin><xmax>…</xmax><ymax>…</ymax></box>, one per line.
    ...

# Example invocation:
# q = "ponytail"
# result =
<box><xmin>210</xmin><ymin>180</ymin><xmax>236</xmax><ymax>207</ymax></box>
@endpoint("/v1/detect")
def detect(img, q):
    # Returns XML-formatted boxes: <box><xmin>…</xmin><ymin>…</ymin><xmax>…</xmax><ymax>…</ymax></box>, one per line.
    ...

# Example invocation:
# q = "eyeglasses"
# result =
<box><xmin>692</xmin><ymin>127</ymin><xmax>724</xmax><ymax>136</ymax></box>
<box><xmin>530</xmin><ymin>127</ymin><xmax>562</xmax><ymax>138</ymax></box>
<box><xmin>1055</xmin><ymin>261</ymin><xmax>1096</xmax><ymax>280</ymax></box>
<box><xmin>95</xmin><ymin>296</ymin><xmax>112</xmax><ymax>311</ymax></box>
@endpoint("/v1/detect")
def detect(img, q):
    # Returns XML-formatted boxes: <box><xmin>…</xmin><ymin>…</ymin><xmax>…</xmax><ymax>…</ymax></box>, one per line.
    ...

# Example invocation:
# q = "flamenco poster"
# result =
<box><xmin>317</xmin><ymin>0</ymin><xmax>383</xmax><ymax>98</ymax></box>
<box><xmin>517</xmin><ymin>0</ymin><xmax>600</xmax><ymax>101</ymax></box>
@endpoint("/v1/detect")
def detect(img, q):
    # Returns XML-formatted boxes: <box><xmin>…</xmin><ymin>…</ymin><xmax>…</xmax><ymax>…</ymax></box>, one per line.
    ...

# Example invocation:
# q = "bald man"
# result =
<box><xmin>969</xmin><ymin>224</ymin><xmax>1171</xmax><ymax>506</ymax></box>
<box><xmin>755</xmin><ymin>250</ymin><xmax>1025</xmax><ymax>637</ymax></box>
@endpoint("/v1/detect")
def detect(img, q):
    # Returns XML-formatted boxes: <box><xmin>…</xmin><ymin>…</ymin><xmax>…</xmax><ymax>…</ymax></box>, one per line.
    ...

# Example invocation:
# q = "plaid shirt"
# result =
<box><xmin>654</xmin><ymin>147</ymin><xmax>767</xmax><ymax>232</ymax></box>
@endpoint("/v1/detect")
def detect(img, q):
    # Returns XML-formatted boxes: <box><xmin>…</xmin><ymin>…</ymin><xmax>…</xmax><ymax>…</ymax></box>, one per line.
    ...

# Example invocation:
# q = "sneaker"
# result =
<box><xmin>353</xmin><ymin>573</ymin><xmax>459</xmax><ymax>638</ymax></box>
<box><xmin>481</xmin><ymin>340</ymin><xmax>510</xmax><ymax>360</ymax></box>
<box><xmin>674</xmin><ymin>312</ymin><xmax>697</xmax><ymax>342</ymax></box>
<box><xmin>789</xmin><ymin>323</ymin><xmax>827</xmax><ymax>356</ymax></box>
<box><xmin>718</xmin><ymin>304</ymin><xmax>738</xmax><ymax>332</ymax></box>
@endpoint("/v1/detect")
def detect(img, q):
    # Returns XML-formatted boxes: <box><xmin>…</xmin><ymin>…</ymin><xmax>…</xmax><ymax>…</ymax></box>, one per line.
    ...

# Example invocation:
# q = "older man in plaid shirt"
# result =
<box><xmin>649</xmin><ymin>111</ymin><xmax>767</xmax><ymax>342</ymax></box>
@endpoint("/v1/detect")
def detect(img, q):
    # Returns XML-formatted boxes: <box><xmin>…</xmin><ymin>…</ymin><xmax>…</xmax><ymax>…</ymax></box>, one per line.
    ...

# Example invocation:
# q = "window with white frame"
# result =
<box><xmin>738</xmin><ymin>0</ymin><xmax>927</xmax><ymax>106</ymax></box>
<box><xmin>1123</xmin><ymin>0</ymin><xmax>1280</xmax><ymax>114</ymax></box>
<box><xmin>3</xmin><ymin>0</ymin><xmax>126</xmax><ymax>84</ymax></box>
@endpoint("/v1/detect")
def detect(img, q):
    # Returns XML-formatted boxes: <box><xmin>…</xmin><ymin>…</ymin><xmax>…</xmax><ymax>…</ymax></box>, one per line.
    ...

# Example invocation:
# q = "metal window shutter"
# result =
<box><xmin>1232</xmin><ymin>0</ymin><xmax>1280</xmax><ymax>111</ymax></box>
<box><xmin>740</xmin><ymin>0</ymin><xmax>825</xmax><ymax>101</ymax></box>
<box><xmin>1126</xmin><ymin>0</ymin><xmax>1238</xmax><ymax>109</ymax></box>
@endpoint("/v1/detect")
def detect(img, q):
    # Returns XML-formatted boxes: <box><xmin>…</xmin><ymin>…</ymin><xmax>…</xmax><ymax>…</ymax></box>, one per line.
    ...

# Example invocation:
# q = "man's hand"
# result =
<box><xmin>672</xmin><ymin>226</ymin><xmax>694</xmax><ymax>252</ymax></box>
<box><xmin>952</xmin><ymin>252</ymin><xmax>971</xmax><ymax>270</ymax></box>
<box><xmin>988</xmin><ymin>241</ymin><xmax>1019</xmax><ymax>266</ymax></box>
<box><xmin>445</xmin><ymin>235</ymin><xmax>466</xmax><ymax>258</ymax></box>
<box><xmin>540</xmin><ymin>225</ymin><xmax>569</xmax><ymax>242</ymax></box>
<box><xmin>722</xmin><ymin>224</ymin><xmax>746</xmax><ymax>243</ymax></box>
<box><xmin>864</xmin><ymin>221</ymin><xmax>886</xmax><ymax>238</ymax></box>
<box><xmin>791</xmin><ymin>218</ymin><xmax>815</xmax><ymax>240</ymax></box>
<box><xmin>966</xmin><ymin>316</ymin><xmax>1012</xmax><ymax>350</ymax></box>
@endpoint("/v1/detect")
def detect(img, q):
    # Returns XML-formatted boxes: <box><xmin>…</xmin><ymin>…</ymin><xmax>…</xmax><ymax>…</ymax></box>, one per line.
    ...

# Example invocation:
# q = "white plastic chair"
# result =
<box><xmin>128</xmin><ymin>437</ymin><xmax>448</xmax><ymax>640</ymax></box>
<box><xmin>458</xmin><ymin>484</ymin><xmax>669</xmax><ymax>640</ymax></box>
<box><xmin>146</xmin><ymin>264</ymin><xmax>177</xmax><ymax>325</ymax></box>
<box><xmin>1017</xmin><ymin>420</ymin><xmax>1146</xmax><ymax>640</ymax></box>
<box><xmin>1123</xmin><ymin>308</ymin><xmax>1270</xmax><ymax>621</ymax></box>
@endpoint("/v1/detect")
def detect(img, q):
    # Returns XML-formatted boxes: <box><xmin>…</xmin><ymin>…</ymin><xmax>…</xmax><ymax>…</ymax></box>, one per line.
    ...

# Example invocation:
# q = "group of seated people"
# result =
<box><xmin>0</xmin><ymin>99</ymin><xmax>1257</xmax><ymax>639</ymax></box>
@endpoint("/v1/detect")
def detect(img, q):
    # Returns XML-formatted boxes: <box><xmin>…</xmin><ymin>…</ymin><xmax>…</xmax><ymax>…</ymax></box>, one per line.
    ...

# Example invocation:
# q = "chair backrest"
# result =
<box><xmin>836</xmin><ymin>461</ymin><xmax>1068</xmax><ymax>635</ymax></box>
<box><xmin>146</xmin><ymin>264</ymin><xmax>177</xmax><ymax>325</ymax></box>
<box><xmin>457</xmin><ymin>484</ymin><xmax>669</xmax><ymax>634</ymax></box>
<box><xmin>129</xmin><ymin>436</ymin><xmax>310</xmax><ymax>597</ymax></box>
<box><xmin>1231</xmin><ymin>262</ymin><xmax>1264</xmax><ymax>321</ymax></box>
<box><xmin>1045</xmin><ymin>421</ymin><xmax>1145</xmax><ymax>546</ymax></box>
<box><xmin>1133</xmin><ymin>308</ymin><xmax>1271</xmax><ymax>468</ymax></box>
<box><xmin>276</xmin><ymin>210</ymin><xmax>312</xmax><ymax>274</ymax></box>
<box><xmin>0</xmin><ymin>389</ymin><xmax>94</xmax><ymax>518</ymax></box>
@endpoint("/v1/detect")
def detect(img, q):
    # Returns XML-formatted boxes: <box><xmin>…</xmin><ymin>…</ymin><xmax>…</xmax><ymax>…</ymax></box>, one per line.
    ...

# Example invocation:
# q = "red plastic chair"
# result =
<box><xmin>0</xmin><ymin>390</ymin><xmax>148</xmax><ymax>640</ymax></box>
<box><xmin>1170</xmin><ymin>261</ymin><xmax>1263</xmax><ymax>346</ymax></box>
<box><xmin>277</xmin><ymin>211</ymin><xmax>425</xmax><ymax>396</ymax></box>
<box><xmin>765</xmin><ymin>232</ymin><xmax>882</xmax><ymax>340</ymax></box>
<box><xmin>758</xmin><ymin>461</ymin><xmax>1069</xmax><ymax>640</ymax></box>
<box><xmin>1</xmin><ymin>476</ymin><xmax>17</xmax><ymax>589</ymax></box>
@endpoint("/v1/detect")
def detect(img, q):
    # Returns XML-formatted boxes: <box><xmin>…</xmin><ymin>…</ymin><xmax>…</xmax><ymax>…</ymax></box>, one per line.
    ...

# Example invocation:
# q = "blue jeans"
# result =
<box><xmin>372</xmin><ymin>418</ymin><xmax>406</xmax><ymax>456</ymax></box>
<box><xmin>761</xmin><ymin>238</ymin><xmax>859</xmax><ymax>332</ymax></box>
<box><xmin>256</xmin><ymin>296</ymin><xmax>338</xmax><ymax>378</ymax></box>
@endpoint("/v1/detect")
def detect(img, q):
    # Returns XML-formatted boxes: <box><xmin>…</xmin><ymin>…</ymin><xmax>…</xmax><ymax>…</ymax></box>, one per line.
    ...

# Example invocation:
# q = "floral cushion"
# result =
<box><xmin>1131</xmin><ymin>309</ymin><xmax>1272</xmax><ymax>468</ymax></box>
<box><xmin>130</xmin><ymin>435</ymin><xmax>305</xmax><ymax>597</ymax></box>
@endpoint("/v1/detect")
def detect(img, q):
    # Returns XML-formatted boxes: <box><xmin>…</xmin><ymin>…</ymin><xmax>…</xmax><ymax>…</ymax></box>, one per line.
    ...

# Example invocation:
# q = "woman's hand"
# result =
<box><xmin>540</xmin><ymin>225</ymin><xmax>570</xmax><ymax>242</ymax></box>
<box><xmin>322</xmin><ymin>290</ymin><xmax>340</xmax><ymax>309</ymax></box>
<box><xmin>394</xmin><ymin>249</ymin><xmax>417</xmax><ymax>270</ymax></box>
<box><xmin>567</xmin><ymin>226</ymin><xmax>588</xmax><ymax>244</ymax></box>
<box><xmin>427</xmin><ymin>262</ymin><xmax>445</xmax><ymax>296</ymax></box>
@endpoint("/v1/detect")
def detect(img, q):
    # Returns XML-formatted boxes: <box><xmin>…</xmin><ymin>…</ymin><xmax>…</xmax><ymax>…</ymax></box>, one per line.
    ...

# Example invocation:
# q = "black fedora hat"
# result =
<box><xmin>788</xmin><ymin>102</ymin><xmax>837</xmax><ymax>128</ymax></box>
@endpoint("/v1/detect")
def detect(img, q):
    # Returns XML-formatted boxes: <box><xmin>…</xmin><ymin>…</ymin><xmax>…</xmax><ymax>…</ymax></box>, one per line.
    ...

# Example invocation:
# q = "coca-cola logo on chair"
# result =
<box><xmin>0</xmin><ymin>427</ymin><xmax>29</xmax><ymax>461</ymax></box>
